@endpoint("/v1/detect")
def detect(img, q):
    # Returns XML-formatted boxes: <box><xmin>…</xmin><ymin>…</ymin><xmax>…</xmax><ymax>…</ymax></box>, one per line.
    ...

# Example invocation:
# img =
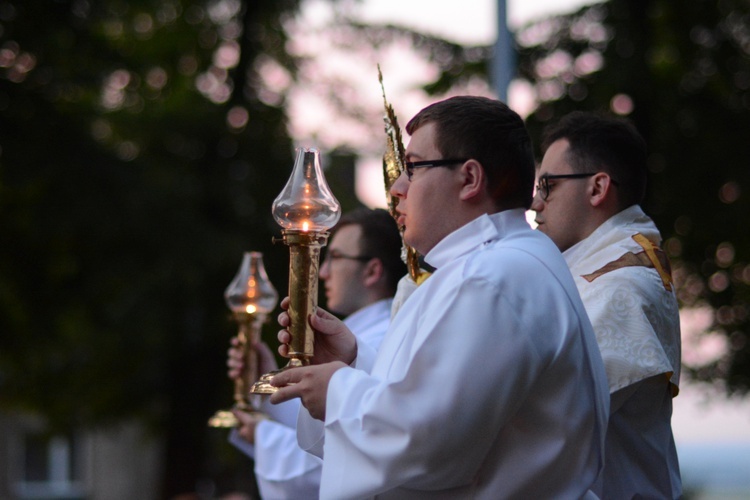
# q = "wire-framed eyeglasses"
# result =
<box><xmin>323</xmin><ymin>250</ymin><xmax>373</xmax><ymax>264</ymax></box>
<box><xmin>404</xmin><ymin>159</ymin><xmax>467</xmax><ymax>181</ymax></box>
<box><xmin>535</xmin><ymin>173</ymin><xmax>619</xmax><ymax>201</ymax></box>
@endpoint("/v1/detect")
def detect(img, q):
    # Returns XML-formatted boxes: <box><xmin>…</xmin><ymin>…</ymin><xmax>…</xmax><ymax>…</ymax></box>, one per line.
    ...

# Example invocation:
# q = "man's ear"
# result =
<box><xmin>362</xmin><ymin>258</ymin><xmax>384</xmax><ymax>287</ymax></box>
<box><xmin>458</xmin><ymin>160</ymin><xmax>486</xmax><ymax>201</ymax></box>
<box><xmin>589</xmin><ymin>172</ymin><xmax>616</xmax><ymax>207</ymax></box>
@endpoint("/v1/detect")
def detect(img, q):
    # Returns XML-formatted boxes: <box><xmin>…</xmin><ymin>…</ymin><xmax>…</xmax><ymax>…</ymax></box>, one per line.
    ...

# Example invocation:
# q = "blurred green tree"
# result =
<box><xmin>0</xmin><ymin>0</ymin><xmax>304</xmax><ymax>495</ymax></box>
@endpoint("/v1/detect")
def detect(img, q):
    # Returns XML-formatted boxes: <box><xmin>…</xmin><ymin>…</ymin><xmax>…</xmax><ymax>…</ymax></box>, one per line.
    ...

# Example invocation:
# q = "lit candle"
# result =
<box><xmin>251</xmin><ymin>148</ymin><xmax>341</xmax><ymax>394</ymax></box>
<box><xmin>272</xmin><ymin>148</ymin><xmax>340</xmax><ymax>232</ymax></box>
<box><xmin>209</xmin><ymin>251</ymin><xmax>278</xmax><ymax>427</ymax></box>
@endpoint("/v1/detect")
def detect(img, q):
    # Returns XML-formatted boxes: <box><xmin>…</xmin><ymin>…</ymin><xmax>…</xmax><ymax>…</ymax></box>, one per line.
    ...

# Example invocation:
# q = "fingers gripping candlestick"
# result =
<box><xmin>208</xmin><ymin>251</ymin><xmax>278</xmax><ymax>428</ymax></box>
<box><xmin>251</xmin><ymin>147</ymin><xmax>341</xmax><ymax>394</ymax></box>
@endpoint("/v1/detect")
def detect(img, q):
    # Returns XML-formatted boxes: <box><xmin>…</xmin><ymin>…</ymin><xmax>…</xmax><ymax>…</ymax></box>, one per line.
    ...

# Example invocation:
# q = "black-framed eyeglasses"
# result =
<box><xmin>535</xmin><ymin>173</ymin><xmax>619</xmax><ymax>201</ymax></box>
<box><xmin>323</xmin><ymin>250</ymin><xmax>373</xmax><ymax>264</ymax></box>
<box><xmin>404</xmin><ymin>159</ymin><xmax>467</xmax><ymax>181</ymax></box>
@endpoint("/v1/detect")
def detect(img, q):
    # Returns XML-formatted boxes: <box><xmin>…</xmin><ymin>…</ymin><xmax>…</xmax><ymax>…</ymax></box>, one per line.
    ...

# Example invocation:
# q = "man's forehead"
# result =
<box><xmin>330</xmin><ymin>224</ymin><xmax>362</xmax><ymax>249</ymax></box>
<box><xmin>405</xmin><ymin>122</ymin><xmax>438</xmax><ymax>159</ymax></box>
<box><xmin>538</xmin><ymin>139</ymin><xmax>571</xmax><ymax>175</ymax></box>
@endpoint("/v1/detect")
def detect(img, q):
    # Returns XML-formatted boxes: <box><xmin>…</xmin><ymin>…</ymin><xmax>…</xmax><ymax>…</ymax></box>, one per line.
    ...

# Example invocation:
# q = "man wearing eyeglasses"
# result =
<box><xmin>268</xmin><ymin>96</ymin><xmax>610</xmax><ymax>498</ymax></box>
<box><xmin>532</xmin><ymin>111</ymin><xmax>682</xmax><ymax>499</ymax></box>
<box><xmin>227</xmin><ymin>208</ymin><xmax>406</xmax><ymax>499</ymax></box>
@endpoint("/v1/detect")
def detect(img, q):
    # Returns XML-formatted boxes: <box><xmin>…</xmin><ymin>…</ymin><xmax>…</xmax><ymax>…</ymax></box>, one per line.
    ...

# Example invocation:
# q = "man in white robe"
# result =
<box><xmin>532</xmin><ymin>111</ymin><xmax>682</xmax><ymax>498</ymax></box>
<box><xmin>227</xmin><ymin>208</ymin><xmax>406</xmax><ymax>499</ymax></box>
<box><xmin>269</xmin><ymin>96</ymin><xmax>610</xmax><ymax>499</ymax></box>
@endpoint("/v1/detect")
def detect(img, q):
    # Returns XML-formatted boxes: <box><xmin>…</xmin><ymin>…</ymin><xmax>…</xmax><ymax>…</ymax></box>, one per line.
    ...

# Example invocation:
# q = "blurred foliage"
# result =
<box><xmin>0</xmin><ymin>0</ymin><xmax>305</xmax><ymax>496</ymax></box>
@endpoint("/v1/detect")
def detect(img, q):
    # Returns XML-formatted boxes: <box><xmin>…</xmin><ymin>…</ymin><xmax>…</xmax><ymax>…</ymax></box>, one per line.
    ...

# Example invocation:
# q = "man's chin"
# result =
<box><xmin>324</xmin><ymin>297</ymin><xmax>336</xmax><ymax>311</ymax></box>
<box><xmin>403</xmin><ymin>233</ymin><xmax>428</xmax><ymax>256</ymax></box>
<box><xmin>403</xmin><ymin>230</ymin><xmax>416</xmax><ymax>250</ymax></box>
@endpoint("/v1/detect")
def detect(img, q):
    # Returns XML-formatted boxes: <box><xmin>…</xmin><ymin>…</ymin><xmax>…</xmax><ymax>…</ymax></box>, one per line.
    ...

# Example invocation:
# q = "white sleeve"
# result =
<box><xmin>296</xmin><ymin>405</ymin><xmax>325</xmax><ymax>459</ymax></box>
<box><xmin>259</xmin><ymin>394</ymin><xmax>298</xmax><ymax>429</ymax></box>
<box><xmin>295</xmin><ymin>334</ymin><xmax>379</xmax><ymax>459</ymax></box>
<box><xmin>227</xmin><ymin>398</ymin><xmax>323</xmax><ymax>498</ymax></box>
<box><xmin>228</xmin><ymin>428</ymin><xmax>255</xmax><ymax>459</ymax></box>
<box><xmin>252</xmin><ymin>419</ymin><xmax>322</xmax><ymax>500</ymax></box>
<box><xmin>352</xmin><ymin>334</ymin><xmax>378</xmax><ymax>372</ymax></box>
<box><xmin>226</xmin><ymin>398</ymin><xmax>299</xmax><ymax>459</ymax></box>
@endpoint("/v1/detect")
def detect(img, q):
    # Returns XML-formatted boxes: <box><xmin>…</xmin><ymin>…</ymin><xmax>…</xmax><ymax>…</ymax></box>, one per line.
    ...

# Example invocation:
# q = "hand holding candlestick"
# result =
<box><xmin>251</xmin><ymin>147</ymin><xmax>341</xmax><ymax>394</ymax></box>
<box><xmin>208</xmin><ymin>251</ymin><xmax>278</xmax><ymax>427</ymax></box>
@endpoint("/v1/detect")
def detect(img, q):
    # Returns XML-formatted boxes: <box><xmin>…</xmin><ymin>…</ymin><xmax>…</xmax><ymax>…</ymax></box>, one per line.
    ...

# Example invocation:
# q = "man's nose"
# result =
<box><xmin>530</xmin><ymin>192</ymin><xmax>544</xmax><ymax>212</ymax></box>
<box><xmin>319</xmin><ymin>259</ymin><xmax>330</xmax><ymax>279</ymax></box>
<box><xmin>390</xmin><ymin>171</ymin><xmax>408</xmax><ymax>199</ymax></box>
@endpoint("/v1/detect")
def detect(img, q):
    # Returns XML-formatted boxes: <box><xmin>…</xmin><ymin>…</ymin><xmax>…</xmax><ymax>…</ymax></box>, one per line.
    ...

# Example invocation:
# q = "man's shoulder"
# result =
<box><xmin>480</xmin><ymin>228</ymin><xmax>567</xmax><ymax>271</ymax></box>
<box><xmin>482</xmin><ymin>224</ymin><xmax>558</xmax><ymax>255</ymax></box>
<box><xmin>462</xmin><ymin>230</ymin><xmax>574</xmax><ymax>291</ymax></box>
<box><xmin>580</xmin><ymin>258</ymin><xmax>675</xmax><ymax>302</ymax></box>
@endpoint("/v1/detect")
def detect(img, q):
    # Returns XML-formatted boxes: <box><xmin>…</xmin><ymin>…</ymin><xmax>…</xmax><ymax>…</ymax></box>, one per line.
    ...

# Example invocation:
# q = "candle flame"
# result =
<box><xmin>302</xmin><ymin>221</ymin><xmax>310</xmax><ymax>232</ymax></box>
<box><xmin>246</xmin><ymin>305</ymin><xmax>257</xmax><ymax>314</ymax></box>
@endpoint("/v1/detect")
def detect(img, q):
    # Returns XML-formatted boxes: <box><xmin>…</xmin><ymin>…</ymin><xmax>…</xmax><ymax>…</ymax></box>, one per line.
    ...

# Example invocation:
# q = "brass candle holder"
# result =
<box><xmin>208</xmin><ymin>251</ymin><xmax>278</xmax><ymax>427</ymax></box>
<box><xmin>251</xmin><ymin>147</ymin><xmax>340</xmax><ymax>394</ymax></box>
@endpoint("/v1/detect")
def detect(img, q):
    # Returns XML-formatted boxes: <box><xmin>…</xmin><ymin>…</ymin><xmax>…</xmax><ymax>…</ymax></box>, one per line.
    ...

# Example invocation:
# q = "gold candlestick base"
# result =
<box><xmin>208</xmin><ymin>309</ymin><xmax>269</xmax><ymax>428</ymax></box>
<box><xmin>249</xmin><ymin>358</ymin><xmax>308</xmax><ymax>395</ymax></box>
<box><xmin>207</xmin><ymin>410</ymin><xmax>239</xmax><ymax>428</ymax></box>
<box><xmin>208</xmin><ymin>404</ymin><xmax>267</xmax><ymax>428</ymax></box>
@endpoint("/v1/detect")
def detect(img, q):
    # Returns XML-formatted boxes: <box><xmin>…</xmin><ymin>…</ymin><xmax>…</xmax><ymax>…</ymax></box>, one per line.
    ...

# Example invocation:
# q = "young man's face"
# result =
<box><xmin>390</xmin><ymin>122</ymin><xmax>463</xmax><ymax>255</ymax></box>
<box><xmin>319</xmin><ymin>224</ymin><xmax>370</xmax><ymax>316</ymax></box>
<box><xmin>531</xmin><ymin>139</ymin><xmax>591</xmax><ymax>252</ymax></box>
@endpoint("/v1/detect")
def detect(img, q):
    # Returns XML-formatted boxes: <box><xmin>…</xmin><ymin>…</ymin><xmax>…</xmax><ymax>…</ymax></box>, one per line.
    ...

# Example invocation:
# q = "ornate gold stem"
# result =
<box><xmin>250</xmin><ymin>229</ymin><xmax>329</xmax><ymax>394</ymax></box>
<box><xmin>208</xmin><ymin>311</ymin><xmax>266</xmax><ymax>428</ymax></box>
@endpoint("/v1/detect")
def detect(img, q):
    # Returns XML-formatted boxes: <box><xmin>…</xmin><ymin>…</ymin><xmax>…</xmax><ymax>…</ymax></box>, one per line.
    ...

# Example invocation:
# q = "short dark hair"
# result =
<box><xmin>333</xmin><ymin>208</ymin><xmax>406</xmax><ymax>295</ymax></box>
<box><xmin>406</xmin><ymin>96</ymin><xmax>536</xmax><ymax>209</ymax></box>
<box><xmin>541</xmin><ymin>111</ymin><xmax>648</xmax><ymax>208</ymax></box>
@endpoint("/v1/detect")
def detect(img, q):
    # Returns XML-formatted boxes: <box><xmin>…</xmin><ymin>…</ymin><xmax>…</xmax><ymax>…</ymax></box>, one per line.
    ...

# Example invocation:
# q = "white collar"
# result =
<box><xmin>563</xmin><ymin>205</ymin><xmax>661</xmax><ymax>267</ymax></box>
<box><xmin>425</xmin><ymin>208</ymin><xmax>531</xmax><ymax>269</ymax></box>
<box><xmin>343</xmin><ymin>298</ymin><xmax>392</xmax><ymax>328</ymax></box>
